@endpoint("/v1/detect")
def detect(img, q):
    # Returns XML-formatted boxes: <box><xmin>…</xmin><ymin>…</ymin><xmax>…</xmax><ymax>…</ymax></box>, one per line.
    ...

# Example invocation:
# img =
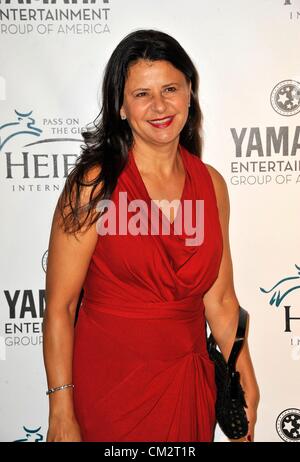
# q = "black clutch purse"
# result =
<box><xmin>207</xmin><ymin>306</ymin><xmax>249</xmax><ymax>440</ymax></box>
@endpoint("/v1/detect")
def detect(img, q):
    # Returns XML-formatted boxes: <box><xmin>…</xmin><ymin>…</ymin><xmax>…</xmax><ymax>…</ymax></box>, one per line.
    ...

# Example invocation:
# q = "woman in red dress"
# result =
<box><xmin>43</xmin><ymin>29</ymin><xmax>259</xmax><ymax>442</ymax></box>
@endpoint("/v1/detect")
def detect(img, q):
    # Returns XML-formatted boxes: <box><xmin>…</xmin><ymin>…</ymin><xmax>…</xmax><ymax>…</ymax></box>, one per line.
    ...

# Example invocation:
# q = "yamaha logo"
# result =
<box><xmin>0</xmin><ymin>0</ymin><xmax>111</xmax><ymax>35</ymax></box>
<box><xmin>270</xmin><ymin>80</ymin><xmax>300</xmax><ymax>116</ymax></box>
<box><xmin>276</xmin><ymin>408</ymin><xmax>300</xmax><ymax>442</ymax></box>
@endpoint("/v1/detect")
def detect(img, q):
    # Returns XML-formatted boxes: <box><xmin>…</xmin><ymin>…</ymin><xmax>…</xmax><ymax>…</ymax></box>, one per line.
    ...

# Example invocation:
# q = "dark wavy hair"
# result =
<box><xmin>58</xmin><ymin>28</ymin><xmax>204</xmax><ymax>235</ymax></box>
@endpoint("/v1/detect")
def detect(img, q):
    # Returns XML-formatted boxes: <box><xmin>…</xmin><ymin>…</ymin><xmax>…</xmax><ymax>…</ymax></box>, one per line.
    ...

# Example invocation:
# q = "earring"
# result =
<box><xmin>121</xmin><ymin>114</ymin><xmax>126</xmax><ymax>120</ymax></box>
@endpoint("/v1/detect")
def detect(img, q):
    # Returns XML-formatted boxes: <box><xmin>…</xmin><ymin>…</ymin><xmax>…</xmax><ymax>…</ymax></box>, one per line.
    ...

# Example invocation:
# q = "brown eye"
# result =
<box><xmin>165</xmin><ymin>87</ymin><xmax>176</xmax><ymax>92</ymax></box>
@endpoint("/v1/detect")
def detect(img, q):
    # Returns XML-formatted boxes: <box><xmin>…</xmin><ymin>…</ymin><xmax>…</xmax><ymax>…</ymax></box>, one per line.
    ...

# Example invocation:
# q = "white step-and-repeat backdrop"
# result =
<box><xmin>0</xmin><ymin>0</ymin><xmax>299</xmax><ymax>443</ymax></box>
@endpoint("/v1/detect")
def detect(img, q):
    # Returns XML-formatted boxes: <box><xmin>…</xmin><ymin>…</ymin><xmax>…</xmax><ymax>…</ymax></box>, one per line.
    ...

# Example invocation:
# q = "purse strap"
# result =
<box><xmin>207</xmin><ymin>306</ymin><xmax>248</xmax><ymax>372</ymax></box>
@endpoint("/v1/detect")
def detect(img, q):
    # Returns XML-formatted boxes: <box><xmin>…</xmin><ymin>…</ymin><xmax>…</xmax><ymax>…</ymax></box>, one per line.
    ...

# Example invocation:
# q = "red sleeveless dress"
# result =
<box><xmin>72</xmin><ymin>144</ymin><xmax>223</xmax><ymax>442</ymax></box>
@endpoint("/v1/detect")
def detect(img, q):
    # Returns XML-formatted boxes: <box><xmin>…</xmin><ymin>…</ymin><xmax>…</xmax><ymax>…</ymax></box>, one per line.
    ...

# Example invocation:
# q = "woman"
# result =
<box><xmin>43</xmin><ymin>29</ymin><xmax>259</xmax><ymax>442</ymax></box>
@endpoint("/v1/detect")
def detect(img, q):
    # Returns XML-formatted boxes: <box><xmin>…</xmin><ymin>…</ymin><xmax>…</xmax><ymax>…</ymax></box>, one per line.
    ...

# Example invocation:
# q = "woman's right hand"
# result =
<box><xmin>46</xmin><ymin>415</ymin><xmax>82</xmax><ymax>442</ymax></box>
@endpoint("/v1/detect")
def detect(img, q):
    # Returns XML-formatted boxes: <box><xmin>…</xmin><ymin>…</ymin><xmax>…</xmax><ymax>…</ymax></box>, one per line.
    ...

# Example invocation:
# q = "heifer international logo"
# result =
<box><xmin>14</xmin><ymin>426</ymin><xmax>44</xmax><ymax>442</ymax></box>
<box><xmin>260</xmin><ymin>264</ymin><xmax>300</xmax><ymax>308</ymax></box>
<box><xmin>0</xmin><ymin>0</ymin><xmax>111</xmax><ymax>35</ymax></box>
<box><xmin>0</xmin><ymin>109</ymin><xmax>83</xmax><ymax>191</ymax></box>
<box><xmin>0</xmin><ymin>109</ymin><xmax>43</xmax><ymax>151</ymax></box>
<box><xmin>260</xmin><ymin>264</ymin><xmax>300</xmax><ymax>360</ymax></box>
<box><xmin>0</xmin><ymin>109</ymin><xmax>82</xmax><ymax>151</ymax></box>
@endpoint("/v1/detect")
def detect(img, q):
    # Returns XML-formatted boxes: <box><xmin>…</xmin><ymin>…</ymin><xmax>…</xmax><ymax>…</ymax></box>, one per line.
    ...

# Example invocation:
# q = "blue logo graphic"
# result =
<box><xmin>0</xmin><ymin>110</ymin><xmax>82</xmax><ymax>152</ymax></box>
<box><xmin>260</xmin><ymin>264</ymin><xmax>300</xmax><ymax>307</ymax></box>
<box><xmin>0</xmin><ymin>110</ymin><xmax>42</xmax><ymax>151</ymax></box>
<box><xmin>14</xmin><ymin>426</ymin><xmax>43</xmax><ymax>442</ymax></box>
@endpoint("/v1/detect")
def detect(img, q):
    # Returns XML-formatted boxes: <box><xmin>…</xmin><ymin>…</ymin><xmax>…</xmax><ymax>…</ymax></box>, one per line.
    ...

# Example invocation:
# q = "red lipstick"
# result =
<box><xmin>148</xmin><ymin>115</ymin><xmax>175</xmax><ymax>129</ymax></box>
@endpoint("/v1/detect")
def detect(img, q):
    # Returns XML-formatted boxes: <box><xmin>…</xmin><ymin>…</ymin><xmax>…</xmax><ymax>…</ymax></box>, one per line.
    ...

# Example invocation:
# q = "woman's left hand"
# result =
<box><xmin>228</xmin><ymin>404</ymin><xmax>257</xmax><ymax>442</ymax></box>
<box><xmin>243</xmin><ymin>404</ymin><xmax>257</xmax><ymax>442</ymax></box>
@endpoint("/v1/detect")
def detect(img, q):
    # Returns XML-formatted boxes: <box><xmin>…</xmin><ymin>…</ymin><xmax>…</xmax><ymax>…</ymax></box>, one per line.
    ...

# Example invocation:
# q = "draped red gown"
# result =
<box><xmin>72</xmin><ymin>144</ymin><xmax>223</xmax><ymax>442</ymax></box>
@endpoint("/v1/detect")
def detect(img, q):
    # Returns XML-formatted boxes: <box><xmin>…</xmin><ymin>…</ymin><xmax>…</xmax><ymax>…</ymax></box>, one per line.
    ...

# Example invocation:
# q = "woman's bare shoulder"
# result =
<box><xmin>203</xmin><ymin>162</ymin><xmax>229</xmax><ymax>209</ymax></box>
<box><xmin>67</xmin><ymin>163</ymin><xmax>103</xmax><ymax>205</ymax></box>
<box><xmin>203</xmin><ymin>162</ymin><xmax>226</xmax><ymax>186</ymax></box>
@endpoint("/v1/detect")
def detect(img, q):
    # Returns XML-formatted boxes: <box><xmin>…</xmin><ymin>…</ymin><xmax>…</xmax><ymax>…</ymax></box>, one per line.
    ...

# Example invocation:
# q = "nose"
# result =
<box><xmin>151</xmin><ymin>92</ymin><xmax>167</xmax><ymax>113</ymax></box>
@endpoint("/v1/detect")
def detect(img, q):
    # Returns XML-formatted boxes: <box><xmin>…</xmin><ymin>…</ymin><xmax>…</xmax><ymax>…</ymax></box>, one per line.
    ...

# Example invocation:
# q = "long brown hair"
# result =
<box><xmin>58</xmin><ymin>29</ymin><xmax>204</xmax><ymax>235</ymax></box>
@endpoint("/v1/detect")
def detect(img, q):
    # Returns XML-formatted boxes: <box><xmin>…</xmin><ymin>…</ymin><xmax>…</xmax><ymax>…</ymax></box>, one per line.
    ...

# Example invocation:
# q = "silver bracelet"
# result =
<box><xmin>46</xmin><ymin>383</ymin><xmax>74</xmax><ymax>396</ymax></box>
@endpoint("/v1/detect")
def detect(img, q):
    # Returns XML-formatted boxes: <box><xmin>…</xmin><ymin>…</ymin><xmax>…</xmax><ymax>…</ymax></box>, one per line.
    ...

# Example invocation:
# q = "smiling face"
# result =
<box><xmin>120</xmin><ymin>59</ymin><xmax>191</xmax><ymax>147</ymax></box>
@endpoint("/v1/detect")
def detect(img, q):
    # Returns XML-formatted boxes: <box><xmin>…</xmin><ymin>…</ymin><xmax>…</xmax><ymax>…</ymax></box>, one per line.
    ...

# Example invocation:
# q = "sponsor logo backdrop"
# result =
<box><xmin>0</xmin><ymin>0</ymin><xmax>299</xmax><ymax>442</ymax></box>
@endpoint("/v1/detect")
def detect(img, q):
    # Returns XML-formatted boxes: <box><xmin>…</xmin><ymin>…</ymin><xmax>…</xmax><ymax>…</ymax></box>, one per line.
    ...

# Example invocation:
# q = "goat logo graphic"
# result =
<box><xmin>260</xmin><ymin>264</ymin><xmax>300</xmax><ymax>307</ymax></box>
<box><xmin>14</xmin><ymin>426</ymin><xmax>43</xmax><ymax>442</ymax></box>
<box><xmin>0</xmin><ymin>110</ymin><xmax>42</xmax><ymax>151</ymax></box>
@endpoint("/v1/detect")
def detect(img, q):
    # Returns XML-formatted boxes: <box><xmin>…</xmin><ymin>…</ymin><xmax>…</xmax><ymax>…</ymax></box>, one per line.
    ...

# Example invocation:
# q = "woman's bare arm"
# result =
<box><xmin>203</xmin><ymin>163</ymin><xmax>260</xmax><ymax>442</ymax></box>
<box><xmin>43</xmin><ymin>166</ymin><xmax>102</xmax><ymax>441</ymax></box>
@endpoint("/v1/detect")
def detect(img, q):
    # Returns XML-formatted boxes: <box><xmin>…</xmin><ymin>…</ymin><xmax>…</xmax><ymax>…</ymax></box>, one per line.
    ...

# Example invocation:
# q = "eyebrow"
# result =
<box><xmin>131</xmin><ymin>82</ymin><xmax>179</xmax><ymax>92</ymax></box>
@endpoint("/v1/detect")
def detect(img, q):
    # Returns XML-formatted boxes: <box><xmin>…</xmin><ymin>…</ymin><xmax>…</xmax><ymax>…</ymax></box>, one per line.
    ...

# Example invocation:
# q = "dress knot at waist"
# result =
<box><xmin>81</xmin><ymin>293</ymin><xmax>204</xmax><ymax>321</ymax></box>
